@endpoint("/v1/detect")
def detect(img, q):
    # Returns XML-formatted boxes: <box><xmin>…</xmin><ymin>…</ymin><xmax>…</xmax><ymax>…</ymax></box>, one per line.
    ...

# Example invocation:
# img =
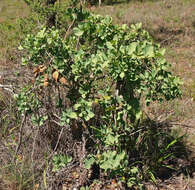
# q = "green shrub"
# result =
<box><xmin>17</xmin><ymin>8</ymin><xmax>182</xmax><ymax>188</ymax></box>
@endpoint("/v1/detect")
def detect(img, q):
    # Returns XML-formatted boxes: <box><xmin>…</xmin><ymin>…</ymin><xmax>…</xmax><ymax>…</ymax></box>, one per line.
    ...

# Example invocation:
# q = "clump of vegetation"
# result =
<box><xmin>12</xmin><ymin>1</ymin><xmax>185</xmax><ymax>187</ymax></box>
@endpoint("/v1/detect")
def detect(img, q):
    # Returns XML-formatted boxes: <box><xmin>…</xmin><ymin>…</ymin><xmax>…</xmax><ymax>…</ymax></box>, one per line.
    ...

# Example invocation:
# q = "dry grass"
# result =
<box><xmin>0</xmin><ymin>0</ymin><xmax>29</xmax><ymax>22</ymax></box>
<box><xmin>0</xmin><ymin>0</ymin><xmax>195</xmax><ymax>189</ymax></box>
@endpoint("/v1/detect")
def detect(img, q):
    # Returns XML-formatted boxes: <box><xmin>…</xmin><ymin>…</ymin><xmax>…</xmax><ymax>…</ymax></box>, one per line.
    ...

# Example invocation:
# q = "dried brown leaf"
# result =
<box><xmin>33</xmin><ymin>67</ymin><xmax>40</xmax><ymax>77</ymax></box>
<box><xmin>44</xmin><ymin>73</ymin><xmax>49</xmax><ymax>82</ymax></box>
<box><xmin>59</xmin><ymin>77</ymin><xmax>68</xmax><ymax>85</ymax></box>
<box><xmin>52</xmin><ymin>71</ymin><xmax>59</xmax><ymax>82</ymax></box>
<box><xmin>39</xmin><ymin>66</ymin><xmax>47</xmax><ymax>73</ymax></box>
<box><xmin>44</xmin><ymin>81</ymin><xmax>49</xmax><ymax>87</ymax></box>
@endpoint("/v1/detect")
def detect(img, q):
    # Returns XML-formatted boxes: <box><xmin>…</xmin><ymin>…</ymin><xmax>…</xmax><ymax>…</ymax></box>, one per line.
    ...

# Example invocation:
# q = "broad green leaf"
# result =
<box><xmin>117</xmin><ymin>151</ymin><xmax>126</xmax><ymax>161</ymax></box>
<box><xmin>47</xmin><ymin>38</ymin><xmax>52</xmax><ymax>44</ymax></box>
<box><xmin>130</xmin><ymin>166</ymin><xmax>138</xmax><ymax>174</ymax></box>
<box><xmin>112</xmin><ymin>159</ymin><xmax>120</xmax><ymax>168</ymax></box>
<box><xmin>37</xmin><ymin>28</ymin><xmax>46</xmax><ymax>38</ymax></box>
<box><xmin>100</xmin><ymin>161</ymin><xmax>111</xmax><ymax>171</ymax></box>
<box><xmin>84</xmin><ymin>157</ymin><xmax>95</xmax><ymax>169</ymax></box>
<box><xmin>74</xmin><ymin>103</ymin><xmax>81</xmax><ymax>110</ymax></box>
<box><xmin>74</xmin><ymin>27</ymin><xmax>84</xmax><ymax>37</ymax></box>
<box><xmin>21</xmin><ymin>57</ymin><xmax>27</xmax><ymax>65</ymax></box>
<box><xmin>105</xmin><ymin>134</ymin><xmax>116</xmax><ymax>145</ymax></box>
<box><xmin>18</xmin><ymin>45</ymin><xmax>23</xmax><ymax>50</ymax></box>
<box><xmin>88</xmin><ymin>111</ymin><xmax>95</xmax><ymax>119</ymax></box>
<box><xmin>158</xmin><ymin>58</ymin><xmax>166</xmax><ymax>65</ymax></box>
<box><xmin>159</xmin><ymin>48</ymin><xmax>166</xmax><ymax>56</ymax></box>
<box><xmin>120</xmin><ymin>72</ymin><xmax>125</xmax><ymax>79</ymax></box>
<box><xmin>144</xmin><ymin>45</ymin><xmax>154</xmax><ymax>57</ymax></box>
<box><xmin>128</xmin><ymin>42</ymin><xmax>137</xmax><ymax>55</ymax></box>
<box><xmin>106</xmin><ymin>42</ymin><xmax>114</xmax><ymax>49</ymax></box>
<box><xmin>68</xmin><ymin>112</ymin><xmax>77</xmax><ymax>119</ymax></box>
<box><xmin>85</xmin><ymin>116</ymin><xmax>90</xmax><ymax>121</ymax></box>
<box><xmin>120</xmin><ymin>46</ymin><xmax>125</xmax><ymax>54</ymax></box>
<box><xmin>121</xmin><ymin>24</ymin><xmax>127</xmax><ymax>30</ymax></box>
<box><xmin>135</xmin><ymin>23</ymin><xmax>142</xmax><ymax>29</ymax></box>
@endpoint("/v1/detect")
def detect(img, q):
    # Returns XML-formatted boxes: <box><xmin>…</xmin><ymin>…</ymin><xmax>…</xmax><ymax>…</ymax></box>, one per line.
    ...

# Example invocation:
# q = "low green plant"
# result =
<box><xmin>80</xmin><ymin>186</ymin><xmax>90</xmax><ymax>190</ymax></box>
<box><xmin>52</xmin><ymin>154</ymin><xmax>72</xmax><ymax>172</ymax></box>
<box><xmin>16</xmin><ymin>7</ymin><xmax>182</xmax><ymax>188</ymax></box>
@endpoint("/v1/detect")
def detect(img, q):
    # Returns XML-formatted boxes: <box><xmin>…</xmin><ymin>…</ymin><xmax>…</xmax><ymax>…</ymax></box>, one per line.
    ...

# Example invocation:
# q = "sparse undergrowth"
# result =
<box><xmin>0</xmin><ymin>0</ymin><xmax>195</xmax><ymax>190</ymax></box>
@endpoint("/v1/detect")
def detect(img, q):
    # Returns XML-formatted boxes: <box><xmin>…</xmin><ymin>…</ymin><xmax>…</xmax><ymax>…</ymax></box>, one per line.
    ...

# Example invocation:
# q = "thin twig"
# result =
<box><xmin>0</xmin><ymin>84</ymin><xmax>14</xmax><ymax>94</ymax></box>
<box><xmin>14</xmin><ymin>113</ymin><xmax>26</xmax><ymax>162</ymax></box>
<box><xmin>53</xmin><ymin>113</ymin><xmax>61</xmax><ymax>120</ymax></box>
<box><xmin>64</xmin><ymin>19</ymin><xmax>75</xmax><ymax>41</ymax></box>
<box><xmin>183</xmin><ymin>176</ymin><xmax>190</xmax><ymax>190</ymax></box>
<box><xmin>38</xmin><ymin>127</ymin><xmax>64</xmax><ymax>170</ymax></box>
<box><xmin>80</xmin><ymin>134</ymin><xmax>86</xmax><ymax>168</ymax></box>
<box><xmin>0</xmin><ymin>84</ymin><xmax>13</xmax><ymax>88</ymax></box>
<box><xmin>31</xmin><ymin>128</ymin><xmax>39</xmax><ymax>187</ymax></box>
<box><xmin>53</xmin><ymin>127</ymin><xmax>64</xmax><ymax>152</ymax></box>
<box><xmin>169</xmin><ymin>123</ymin><xmax>194</xmax><ymax>128</ymax></box>
<box><xmin>51</xmin><ymin>119</ymin><xmax>62</xmax><ymax>126</ymax></box>
<box><xmin>129</xmin><ymin>129</ymin><xmax>143</xmax><ymax>136</ymax></box>
<box><xmin>160</xmin><ymin>34</ymin><xmax>175</xmax><ymax>45</ymax></box>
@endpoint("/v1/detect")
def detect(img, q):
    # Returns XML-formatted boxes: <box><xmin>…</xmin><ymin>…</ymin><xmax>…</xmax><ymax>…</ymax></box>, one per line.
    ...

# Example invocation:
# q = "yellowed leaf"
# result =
<box><xmin>52</xmin><ymin>71</ymin><xmax>59</xmax><ymax>82</ymax></box>
<box><xmin>72</xmin><ymin>171</ymin><xmax>79</xmax><ymax>179</ymax></box>
<box><xmin>39</xmin><ymin>66</ymin><xmax>47</xmax><ymax>73</ymax></box>
<box><xmin>33</xmin><ymin>67</ymin><xmax>40</xmax><ymax>77</ymax></box>
<box><xmin>33</xmin><ymin>67</ymin><xmax>39</xmax><ymax>73</ymax></box>
<box><xmin>17</xmin><ymin>155</ymin><xmax>23</xmax><ymax>161</ymax></box>
<box><xmin>82</xmin><ymin>121</ymin><xmax>87</xmax><ymax>129</ymax></box>
<box><xmin>34</xmin><ymin>184</ymin><xmax>39</xmax><ymax>190</ymax></box>
<box><xmin>38</xmin><ymin>65</ymin><xmax>43</xmax><ymax>69</ymax></box>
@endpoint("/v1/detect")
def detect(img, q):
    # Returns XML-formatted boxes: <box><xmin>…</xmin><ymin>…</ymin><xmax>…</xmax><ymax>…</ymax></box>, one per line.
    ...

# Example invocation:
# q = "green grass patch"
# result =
<box><xmin>0</xmin><ymin>0</ymin><xmax>31</xmax><ymax>62</ymax></box>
